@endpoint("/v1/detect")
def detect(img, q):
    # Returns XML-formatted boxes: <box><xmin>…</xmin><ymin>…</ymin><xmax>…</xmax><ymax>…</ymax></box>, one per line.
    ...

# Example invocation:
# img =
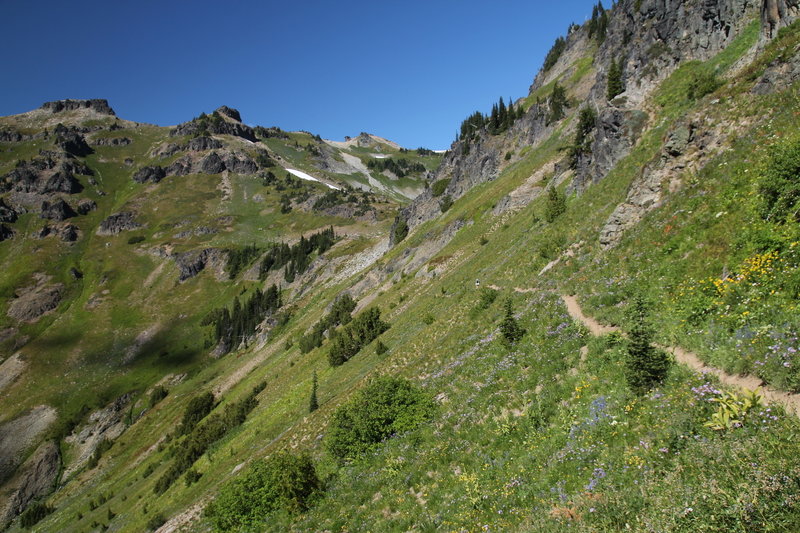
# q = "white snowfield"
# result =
<box><xmin>285</xmin><ymin>168</ymin><xmax>340</xmax><ymax>190</ymax></box>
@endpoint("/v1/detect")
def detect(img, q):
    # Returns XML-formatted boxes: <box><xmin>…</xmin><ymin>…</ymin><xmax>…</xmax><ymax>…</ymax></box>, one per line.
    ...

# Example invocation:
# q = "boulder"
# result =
<box><xmin>40</xmin><ymin>199</ymin><xmax>76</xmax><ymax>221</ymax></box>
<box><xmin>53</xmin><ymin>126</ymin><xmax>93</xmax><ymax>157</ymax></box>
<box><xmin>0</xmin><ymin>199</ymin><xmax>17</xmax><ymax>223</ymax></box>
<box><xmin>76</xmin><ymin>198</ymin><xmax>97</xmax><ymax>215</ymax></box>
<box><xmin>92</xmin><ymin>136</ymin><xmax>131</xmax><ymax>147</ymax></box>
<box><xmin>97</xmin><ymin>212</ymin><xmax>142</xmax><ymax>235</ymax></box>
<box><xmin>132</xmin><ymin>165</ymin><xmax>166</xmax><ymax>184</ymax></box>
<box><xmin>187</xmin><ymin>136</ymin><xmax>223</xmax><ymax>152</ymax></box>
<box><xmin>200</xmin><ymin>152</ymin><xmax>226</xmax><ymax>174</ymax></box>
<box><xmin>0</xmin><ymin>224</ymin><xmax>12</xmax><ymax>241</ymax></box>
<box><xmin>60</xmin><ymin>224</ymin><xmax>79</xmax><ymax>242</ymax></box>
<box><xmin>7</xmin><ymin>280</ymin><xmax>63</xmax><ymax>323</ymax></box>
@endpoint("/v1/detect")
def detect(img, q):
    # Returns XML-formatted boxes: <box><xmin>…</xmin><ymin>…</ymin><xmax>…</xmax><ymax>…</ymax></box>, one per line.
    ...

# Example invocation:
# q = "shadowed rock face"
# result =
<box><xmin>40</xmin><ymin>99</ymin><xmax>116</xmax><ymax>116</ymax></box>
<box><xmin>97</xmin><ymin>212</ymin><xmax>142</xmax><ymax>235</ymax></box>
<box><xmin>39</xmin><ymin>199</ymin><xmax>76</xmax><ymax>221</ymax></box>
<box><xmin>0</xmin><ymin>441</ymin><xmax>61</xmax><ymax>529</ymax></box>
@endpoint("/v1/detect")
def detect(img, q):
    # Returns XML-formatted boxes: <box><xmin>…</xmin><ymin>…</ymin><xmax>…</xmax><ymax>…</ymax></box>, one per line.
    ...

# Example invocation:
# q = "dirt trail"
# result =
<box><xmin>561</xmin><ymin>294</ymin><xmax>800</xmax><ymax>417</ymax></box>
<box><xmin>486</xmin><ymin>284</ymin><xmax>536</xmax><ymax>294</ymax></box>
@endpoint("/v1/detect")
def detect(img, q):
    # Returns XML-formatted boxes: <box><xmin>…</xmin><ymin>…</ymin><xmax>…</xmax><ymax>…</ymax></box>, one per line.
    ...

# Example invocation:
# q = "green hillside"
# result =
<box><xmin>2</xmin><ymin>0</ymin><xmax>800</xmax><ymax>531</ymax></box>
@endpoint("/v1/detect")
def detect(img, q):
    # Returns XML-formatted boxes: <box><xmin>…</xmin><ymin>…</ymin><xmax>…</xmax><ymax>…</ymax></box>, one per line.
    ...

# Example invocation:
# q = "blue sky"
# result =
<box><xmin>2</xmin><ymin>0</ymin><xmax>598</xmax><ymax>149</ymax></box>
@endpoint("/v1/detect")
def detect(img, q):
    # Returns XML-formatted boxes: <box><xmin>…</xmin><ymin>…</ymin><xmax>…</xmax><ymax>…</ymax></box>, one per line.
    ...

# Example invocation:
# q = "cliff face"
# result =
<box><xmin>396</xmin><ymin>0</ymin><xmax>765</xmax><ymax>238</ymax></box>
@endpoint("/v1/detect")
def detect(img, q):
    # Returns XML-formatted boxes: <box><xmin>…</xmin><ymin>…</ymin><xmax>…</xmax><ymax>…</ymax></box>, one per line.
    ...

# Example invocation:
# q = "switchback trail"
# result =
<box><xmin>561</xmin><ymin>294</ymin><xmax>800</xmax><ymax>417</ymax></box>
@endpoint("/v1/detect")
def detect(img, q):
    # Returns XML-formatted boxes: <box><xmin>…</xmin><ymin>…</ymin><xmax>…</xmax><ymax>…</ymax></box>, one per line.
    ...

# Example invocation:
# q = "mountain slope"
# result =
<box><xmin>3</xmin><ymin>0</ymin><xmax>800</xmax><ymax>531</ymax></box>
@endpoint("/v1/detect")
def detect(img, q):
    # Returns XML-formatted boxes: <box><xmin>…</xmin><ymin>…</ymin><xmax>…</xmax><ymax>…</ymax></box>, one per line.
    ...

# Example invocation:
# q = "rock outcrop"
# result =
<box><xmin>39</xmin><ymin>199</ymin><xmax>76</xmax><ymax>221</ymax></box>
<box><xmin>92</xmin><ymin>136</ymin><xmax>131</xmax><ymax>147</ymax></box>
<box><xmin>6</xmin><ymin>276</ymin><xmax>63</xmax><ymax>323</ymax></box>
<box><xmin>53</xmin><ymin>125</ymin><xmax>93</xmax><ymax>157</ymax></box>
<box><xmin>97</xmin><ymin>212</ymin><xmax>142</xmax><ymax>235</ymax></box>
<box><xmin>171</xmin><ymin>107</ymin><xmax>257</xmax><ymax>142</ymax></box>
<box><xmin>0</xmin><ymin>441</ymin><xmax>60</xmax><ymax>529</ymax></box>
<box><xmin>0</xmin><ymin>405</ymin><xmax>57</xmax><ymax>485</ymax></box>
<box><xmin>132</xmin><ymin>165</ymin><xmax>166</xmax><ymax>184</ymax></box>
<box><xmin>62</xmin><ymin>394</ymin><xmax>133</xmax><ymax>479</ymax></box>
<box><xmin>762</xmin><ymin>0</ymin><xmax>800</xmax><ymax>38</ymax></box>
<box><xmin>173</xmin><ymin>248</ymin><xmax>228</xmax><ymax>281</ymax></box>
<box><xmin>40</xmin><ymin>99</ymin><xmax>116</xmax><ymax>116</ymax></box>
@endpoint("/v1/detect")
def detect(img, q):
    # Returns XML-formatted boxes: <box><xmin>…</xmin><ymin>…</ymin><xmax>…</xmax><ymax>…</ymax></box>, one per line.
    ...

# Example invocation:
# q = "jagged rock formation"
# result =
<box><xmin>0</xmin><ymin>441</ymin><xmax>61</xmax><ymax>529</ymax></box>
<box><xmin>762</xmin><ymin>0</ymin><xmax>800</xmax><ymax>37</ymax></box>
<box><xmin>132</xmin><ymin>165</ymin><xmax>166</xmax><ymax>184</ymax></box>
<box><xmin>39</xmin><ymin>199</ymin><xmax>76</xmax><ymax>221</ymax></box>
<box><xmin>171</xmin><ymin>106</ymin><xmax>257</xmax><ymax>142</ymax></box>
<box><xmin>40</xmin><ymin>99</ymin><xmax>116</xmax><ymax>116</ymax></box>
<box><xmin>92</xmin><ymin>136</ymin><xmax>131</xmax><ymax>147</ymax></box>
<box><xmin>6</xmin><ymin>276</ymin><xmax>63</xmax><ymax>323</ymax></box>
<box><xmin>97</xmin><ymin>212</ymin><xmax>142</xmax><ymax>235</ymax></box>
<box><xmin>172</xmin><ymin>248</ymin><xmax>228</xmax><ymax>281</ymax></box>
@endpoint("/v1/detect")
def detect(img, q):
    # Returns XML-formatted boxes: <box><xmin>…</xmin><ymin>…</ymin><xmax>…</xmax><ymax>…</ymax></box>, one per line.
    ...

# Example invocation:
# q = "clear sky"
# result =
<box><xmin>1</xmin><ymin>0</ymin><xmax>599</xmax><ymax>149</ymax></box>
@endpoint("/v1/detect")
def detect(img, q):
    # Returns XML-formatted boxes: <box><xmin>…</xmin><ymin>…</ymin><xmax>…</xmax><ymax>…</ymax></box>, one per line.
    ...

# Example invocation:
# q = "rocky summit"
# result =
<box><xmin>2</xmin><ymin>0</ymin><xmax>800</xmax><ymax>531</ymax></box>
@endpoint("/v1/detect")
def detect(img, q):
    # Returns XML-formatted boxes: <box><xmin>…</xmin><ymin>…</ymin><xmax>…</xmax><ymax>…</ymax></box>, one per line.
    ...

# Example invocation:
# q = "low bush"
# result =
<box><xmin>326</xmin><ymin>376</ymin><xmax>435</xmax><ymax>462</ymax></box>
<box><xmin>205</xmin><ymin>452</ymin><xmax>320</xmax><ymax>531</ymax></box>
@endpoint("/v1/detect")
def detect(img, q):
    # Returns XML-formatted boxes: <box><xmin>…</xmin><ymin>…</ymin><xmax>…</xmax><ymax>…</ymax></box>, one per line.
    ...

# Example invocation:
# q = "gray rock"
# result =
<box><xmin>187</xmin><ymin>136</ymin><xmax>223</xmax><ymax>151</ymax></box>
<box><xmin>40</xmin><ymin>199</ymin><xmax>76</xmax><ymax>221</ymax></box>
<box><xmin>215</xmin><ymin>106</ymin><xmax>242</xmax><ymax>122</ymax></box>
<box><xmin>132</xmin><ymin>165</ymin><xmax>166</xmax><ymax>184</ymax></box>
<box><xmin>40</xmin><ymin>99</ymin><xmax>116</xmax><ymax>115</ymax></box>
<box><xmin>0</xmin><ymin>224</ymin><xmax>12</xmax><ymax>241</ymax></box>
<box><xmin>76</xmin><ymin>198</ymin><xmax>97</xmax><ymax>215</ymax></box>
<box><xmin>200</xmin><ymin>152</ymin><xmax>226</xmax><ymax>174</ymax></box>
<box><xmin>0</xmin><ymin>441</ymin><xmax>60</xmax><ymax>529</ymax></box>
<box><xmin>97</xmin><ymin>212</ymin><xmax>142</xmax><ymax>235</ymax></box>
<box><xmin>762</xmin><ymin>0</ymin><xmax>800</xmax><ymax>39</ymax></box>
<box><xmin>61</xmin><ymin>224</ymin><xmax>79</xmax><ymax>242</ymax></box>
<box><xmin>223</xmin><ymin>154</ymin><xmax>257</xmax><ymax>174</ymax></box>
<box><xmin>92</xmin><ymin>136</ymin><xmax>131</xmax><ymax>147</ymax></box>
<box><xmin>664</xmin><ymin>125</ymin><xmax>693</xmax><ymax>156</ymax></box>
<box><xmin>7</xmin><ymin>281</ymin><xmax>63</xmax><ymax>322</ymax></box>
<box><xmin>173</xmin><ymin>248</ymin><xmax>227</xmax><ymax>281</ymax></box>
<box><xmin>53</xmin><ymin>125</ymin><xmax>93</xmax><ymax>158</ymax></box>
<box><xmin>0</xmin><ymin>198</ymin><xmax>17</xmax><ymax>223</ymax></box>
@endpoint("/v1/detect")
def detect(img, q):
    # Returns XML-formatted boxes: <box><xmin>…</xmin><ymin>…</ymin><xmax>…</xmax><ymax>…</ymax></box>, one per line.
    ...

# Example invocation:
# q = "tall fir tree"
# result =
<box><xmin>607</xmin><ymin>58</ymin><xmax>625</xmax><ymax>100</ymax></box>
<box><xmin>624</xmin><ymin>296</ymin><xmax>672</xmax><ymax>395</ymax></box>
<box><xmin>309</xmin><ymin>371</ymin><xmax>319</xmax><ymax>412</ymax></box>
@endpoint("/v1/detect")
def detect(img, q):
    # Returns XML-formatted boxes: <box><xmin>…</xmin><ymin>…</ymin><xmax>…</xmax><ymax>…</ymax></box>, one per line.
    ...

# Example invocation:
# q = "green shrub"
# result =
<box><xmin>146</xmin><ymin>514</ymin><xmax>166</xmax><ymax>531</ymax></box>
<box><xmin>440</xmin><ymin>195</ymin><xmax>454</xmax><ymax>213</ymax></box>
<box><xmin>687</xmin><ymin>69</ymin><xmax>722</xmax><ymax>100</ymax></box>
<box><xmin>431</xmin><ymin>178</ymin><xmax>451</xmax><ymax>197</ymax></box>
<box><xmin>476</xmin><ymin>287</ymin><xmax>498</xmax><ymax>310</ymax></box>
<box><xmin>758</xmin><ymin>136</ymin><xmax>800</xmax><ymax>223</ymax></box>
<box><xmin>544</xmin><ymin>187</ymin><xmax>566</xmax><ymax>222</ymax></box>
<box><xmin>375</xmin><ymin>339</ymin><xmax>388</xmax><ymax>355</ymax></box>
<box><xmin>148</xmin><ymin>385</ymin><xmax>168</xmax><ymax>408</ymax></box>
<box><xmin>326</xmin><ymin>376</ymin><xmax>435</xmax><ymax>462</ymax></box>
<box><xmin>328</xmin><ymin>308</ymin><xmax>389</xmax><ymax>366</ymax></box>
<box><xmin>178</xmin><ymin>392</ymin><xmax>215</xmax><ymax>435</ymax></box>
<box><xmin>20</xmin><ymin>501</ymin><xmax>53</xmax><ymax>529</ymax></box>
<box><xmin>205</xmin><ymin>453</ymin><xmax>320</xmax><ymax>531</ymax></box>
<box><xmin>393</xmin><ymin>217</ymin><xmax>409</xmax><ymax>243</ymax></box>
<box><xmin>127</xmin><ymin>235</ymin><xmax>145</xmax><ymax>245</ymax></box>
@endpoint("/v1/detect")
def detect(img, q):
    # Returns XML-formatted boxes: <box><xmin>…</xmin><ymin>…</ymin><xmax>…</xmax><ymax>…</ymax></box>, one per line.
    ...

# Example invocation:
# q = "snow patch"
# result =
<box><xmin>285</xmin><ymin>168</ymin><xmax>340</xmax><ymax>190</ymax></box>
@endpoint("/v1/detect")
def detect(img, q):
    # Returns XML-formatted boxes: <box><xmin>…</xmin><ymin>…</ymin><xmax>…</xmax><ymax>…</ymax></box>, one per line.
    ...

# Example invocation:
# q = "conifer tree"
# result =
<box><xmin>500</xmin><ymin>298</ymin><xmax>525</xmax><ymax>347</ymax></box>
<box><xmin>309</xmin><ymin>371</ymin><xmax>319</xmax><ymax>412</ymax></box>
<box><xmin>607</xmin><ymin>58</ymin><xmax>625</xmax><ymax>100</ymax></box>
<box><xmin>624</xmin><ymin>296</ymin><xmax>672</xmax><ymax>395</ymax></box>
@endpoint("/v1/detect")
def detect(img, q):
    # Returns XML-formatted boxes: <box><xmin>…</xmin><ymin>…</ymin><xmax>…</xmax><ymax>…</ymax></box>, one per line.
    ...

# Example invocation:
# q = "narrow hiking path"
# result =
<box><xmin>561</xmin><ymin>294</ymin><xmax>800</xmax><ymax>417</ymax></box>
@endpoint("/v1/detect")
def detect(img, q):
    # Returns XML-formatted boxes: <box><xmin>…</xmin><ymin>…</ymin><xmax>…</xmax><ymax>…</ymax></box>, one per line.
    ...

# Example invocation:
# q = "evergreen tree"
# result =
<box><xmin>547</xmin><ymin>83</ymin><xmax>568</xmax><ymax>124</ymax></box>
<box><xmin>571</xmin><ymin>106</ymin><xmax>598</xmax><ymax>167</ymax></box>
<box><xmin>544</xmin><ymin>186</ymin><xmax>567</xmax><ymax>222</ymax></box>
<box><xmin>500</xmin><ymin>298</ymin><xmax>525</xmax><ymax>347</ymax></box>
<box><xmin>607</xmin><ymin>58</ymin><xmax>625</xmax><ymax>100</ymax></box>
<box><xmin>309</xmin><ymin>371</ymin><xmax>319</xmax><ymax>412</ymax></box>
<box><xmin>624</xmin><ymin>296</ymin><xmax>672</xmax><ymax>395</ymax></box>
